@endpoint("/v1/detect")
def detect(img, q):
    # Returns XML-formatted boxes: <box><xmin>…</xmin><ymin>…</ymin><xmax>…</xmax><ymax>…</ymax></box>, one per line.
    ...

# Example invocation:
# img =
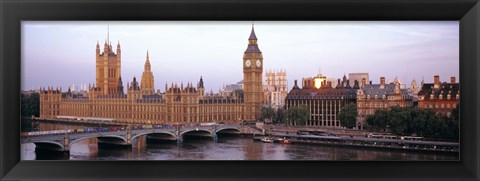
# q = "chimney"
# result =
<box><xmin>451</xmin><ymin>77</ymin><xmax>456</xmax><ymax>84</ymax></box>
<box><xmin>434</xmin><ymin>75</ymin><xmax>440</xmax><ymax>88</ymax></box>
<box><xmin>369</xmin><ymin>81</ymin><xmax>372</xmax><ymax>85</ymax></box>
<box><xmin>434</xmin><ymin>75</ymin><xmax>440</xmax><ymax>84</ymax></box>
<box><xmin>380</xmin><ymin>77</ymin><xmax>385</xmax><ymax>89</ymax></box>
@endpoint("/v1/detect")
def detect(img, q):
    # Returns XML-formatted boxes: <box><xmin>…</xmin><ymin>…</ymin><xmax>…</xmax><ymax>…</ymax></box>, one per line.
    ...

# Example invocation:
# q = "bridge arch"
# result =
<box><xmin>34</xmin><ymin>141</ymin><xmax>64</xmax><ymax>152</ymax></box>
<box><xmin>180</xmin><ymin>128</ymin><xmax>214</xmax><ymax>139</ymax></box>
<box><xmin>216</xmin><ymin>127</ymin><xmax>241</xmax><ymax>134</ymax></box>
<box><xmin>69</xmin><ymin>135</ymin><xmax>127</xmax><ymax>146</ymax></box>
<box><xmin>131</xmin><ymin>131</ymin><xmax>176</xmax><ymax>141</ymax></box>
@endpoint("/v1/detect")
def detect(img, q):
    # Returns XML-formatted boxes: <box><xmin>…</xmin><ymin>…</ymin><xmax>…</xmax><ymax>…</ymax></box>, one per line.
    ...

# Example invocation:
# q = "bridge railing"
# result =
<box><xmin>21</xmin><ymin>123</ymin><xmax>241</xmax><ymax>138</ymax></box>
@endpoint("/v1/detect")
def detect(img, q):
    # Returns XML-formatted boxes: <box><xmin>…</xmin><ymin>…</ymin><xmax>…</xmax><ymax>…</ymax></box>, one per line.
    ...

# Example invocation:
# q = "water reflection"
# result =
<box><xmin>21</xmin><ymin>119</ymin><xmax>458</xmax><ymax>161</ymax></box>
<box><xmin>21</xmin><ymin>135</ymin><xmax>459</xmax><ymax>160</ymax></box>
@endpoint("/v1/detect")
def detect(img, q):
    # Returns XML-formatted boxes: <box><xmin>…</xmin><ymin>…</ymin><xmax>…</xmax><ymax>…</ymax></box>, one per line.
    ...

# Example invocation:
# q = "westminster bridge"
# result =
<box><xmin>21</xmin><ymin>124</ymin><xmax>242</xmax><ymax>153</ymax></box>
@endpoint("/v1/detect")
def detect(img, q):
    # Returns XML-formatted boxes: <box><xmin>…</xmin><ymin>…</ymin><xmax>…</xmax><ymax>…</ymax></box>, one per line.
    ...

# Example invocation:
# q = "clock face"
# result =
<box><xmin>256</xmin><ymin>60</ymin><xmax>262</xmax><ymax>67</ymax></box>
<box><xmin>245</xmin><ymin>59</ymin><xmax>251</xmax><ymax>67</ymax></box>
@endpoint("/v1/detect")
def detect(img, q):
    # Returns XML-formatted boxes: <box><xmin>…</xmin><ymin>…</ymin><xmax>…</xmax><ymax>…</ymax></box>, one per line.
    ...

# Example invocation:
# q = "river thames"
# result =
<box><xmin>21</xmin><ymin>119</ymin><xmax>459</xmax><ymax>160</ymax></box>
<box><xmin>21</xmin><ymin>135</ymin><xmax>458</xmax><ymax>160</ymax></box>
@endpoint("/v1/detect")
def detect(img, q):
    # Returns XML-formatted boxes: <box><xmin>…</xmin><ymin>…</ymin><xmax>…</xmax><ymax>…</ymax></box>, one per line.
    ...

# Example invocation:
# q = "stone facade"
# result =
<box><xmin>39</xmin><ymin>25</ymin><xmax>262</xmax><ymax>124</ymax></box>
<box><xmin>242</xmin><ymin>25</ymin><xmax>264</xmax><ymax>121</ymax></box>
<box><xmin>417</xmin><ymin>75</ymin><xmax>459</xmax><ymax>117</ymax></box>
<box><xmin>264</xmin><ymin>69</ymin><xmax>287</xmax><ymax>109</ymax></box>
<box><xmin>356</xmin><ymin>77</ymin><xmax>414</xmax><ymax>130</ymax></box>
<box><xmin>95</xmin><ymin>40</ymin><xmax>121</xmax><ymax>95</ymax></box>
<box><xmin>285</xmin><ymin>79</ymin><xmax>357</xmax><ymax>127</ymax></box>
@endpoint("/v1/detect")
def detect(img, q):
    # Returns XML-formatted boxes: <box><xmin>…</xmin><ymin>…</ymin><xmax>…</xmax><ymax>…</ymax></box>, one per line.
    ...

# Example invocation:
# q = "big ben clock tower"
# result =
<box><xmin>243</xmin><ymin>24</ymin><xmax>263</xmax><ymax>121</ymax></box>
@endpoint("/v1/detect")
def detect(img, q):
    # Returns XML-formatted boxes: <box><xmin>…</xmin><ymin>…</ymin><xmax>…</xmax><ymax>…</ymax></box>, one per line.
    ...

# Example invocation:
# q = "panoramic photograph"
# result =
<box><xmin>20</xmin><ymin>21</ymin><xmax>459</xmax><ymax>160</ymax></box>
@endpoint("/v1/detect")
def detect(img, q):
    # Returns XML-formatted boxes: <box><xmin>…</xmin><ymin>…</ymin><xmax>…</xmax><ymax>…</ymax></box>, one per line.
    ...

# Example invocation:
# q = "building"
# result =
<box><xmin>417</xmin><ymin>75</ymin><xmax>459</xmax><ymax>117</ymax></box>
<box><xmin>95</xmin><ymin>40</ymin><xmax>122</xmax><ymax>95</ymax></box>
<box><xmin>326</xmin><ymin>78</ymin><xmax>338</xmax><ymax>88</ymax></box>
<box><xmin>302</xmin><ymin>73</ymin><xmax>337</xmax><ymax>89</ymax></box>
<box><xmin>409</xmin><ymin>79</ymin><xmax>420</xmax><ymax>97</ymax></box>
<box><xmin>220</xmin><ymin>80</ymin><xmax>243</xmax><ymax>97</ymax></box>
<box><xmin>349</xmin><ymin>73</ymin><xmax>369</xmax><ymax>87</ymax></box>
<box><xmin>388</xmin><ymin>77</ymin><xmax>406</xmax><ymax>89</ymax></box>
<box><xmin>39</xmin><ymin>25</ymin><xmax>264</xmax><ymax>124</ymax></box>
<box><xmin>356</xmin><ymin>77</ymin><xmax>414</xmax><ymax>129</ymax></box>
<box><xmin>242</xmin><ymin>25</ymin><xmax>264</xmax><ymax>121</ymax></box>
<box><xmin>264</xmin><ymin>69</ymin><xmax>287</xmax><ymax>109</ymax></box>
<box><xmin>285</xmin><ymin>77</ymin><xmax>357</xmax><ymax>127</ymax></box>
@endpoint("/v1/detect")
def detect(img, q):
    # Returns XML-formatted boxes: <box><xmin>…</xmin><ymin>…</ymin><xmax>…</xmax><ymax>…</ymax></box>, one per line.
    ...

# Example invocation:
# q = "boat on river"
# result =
<box><xmin>280</xmin><ymin>138</ymin><xmax>291</xmax><ymax>144</ymax></box>
<box><xmin>261</xmin><ymin>137</ymin><xmax>273</xmax><ymax>143</ymax></box>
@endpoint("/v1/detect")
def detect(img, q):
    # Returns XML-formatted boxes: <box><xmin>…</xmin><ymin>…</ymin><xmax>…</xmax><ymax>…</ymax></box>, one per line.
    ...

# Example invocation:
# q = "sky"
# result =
<box><xmin>21</xmin><ymin>21</ymin><xmax>459</xmax><ymax>92</ymax></box>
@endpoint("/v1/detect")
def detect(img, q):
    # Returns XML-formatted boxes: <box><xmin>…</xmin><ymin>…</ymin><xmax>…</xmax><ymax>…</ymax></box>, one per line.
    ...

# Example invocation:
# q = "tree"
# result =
<box><xmin>365</xmin><ymin>106</ymin><xmax>459</xmax><ymax>141</ymax></box>
<box><xmin>261</xmin><ymin>106</ymin><xmax>276</xmax><ymax>122</ymax></box>
<box><xmin>387</xmin><ymin>106</ymin><xmax>409</xmax><ymax>135</ymax></box>
<box><xmin>21</xmin><ymin>93</ymin><xmax>40</xmax><ymax>117</ymax></box>
<box><xmin>366</xmin><ymin>109</ymin><xmax>388</xmax><ymax>132</ymax></box>
<box><xmin>286</xmin><ymin>105</ymin><xmax>309</xmax><ymax>126</ymax></box>
<box><xmin>276</xmin><ymin>107</ymin><xmax>286</xmax><ymax>123</ymax></box>
<box><xmin>337</xmin><ymin>102</ymin><xmax>357</xmax><ymax>129</ymax></box>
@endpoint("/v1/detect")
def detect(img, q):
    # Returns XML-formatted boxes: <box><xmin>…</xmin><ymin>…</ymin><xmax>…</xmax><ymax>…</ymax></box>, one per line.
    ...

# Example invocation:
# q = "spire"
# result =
<box><xmin>249</xmin><ymin>22</ymin><xmax>257</xmax><ymax>40</ymax></box>
<box><xmin>199</xmin><ymin>76</ymin><xmax>204</xmax><ymax>88</ymax></box>
<box><xmin>117</xmin><ymin>76</ymin><xmax>124</xmax><ymax>95</ymax></box>
<box><xmin>245</xmin><ymin>23</ymin><xmax>261</xmax><ymax>53</ymax></box>
<box><xmin>421</xmin><ymin>76</ymin><xmax>425</xmax><ymax>87</ymax></box>
<box><xmin>144</xmin><ymin>50</ymin><xmax>151</xmax><ymax>71</ymax></box>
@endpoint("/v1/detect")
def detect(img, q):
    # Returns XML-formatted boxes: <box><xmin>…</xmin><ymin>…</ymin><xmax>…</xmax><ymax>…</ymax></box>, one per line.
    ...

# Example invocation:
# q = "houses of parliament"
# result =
<box><xmin>39</xmin><ymin>25</ymin><xmax>264</xmax><ymax>124</ymax></box>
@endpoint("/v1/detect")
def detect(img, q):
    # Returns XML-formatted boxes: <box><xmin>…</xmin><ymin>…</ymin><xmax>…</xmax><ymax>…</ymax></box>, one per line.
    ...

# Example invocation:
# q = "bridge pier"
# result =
<box><xmin>63</xmin><ymin>136</ymin><xmax>70</xmax><ymax>152</ymax></box>
<box><xmin>126</xmin><ymin>130</ymin><xmax>132</xmax><ymax>145</ymax></box>
<box><xmin>177</xmin><ymin>136</ymin><xmax>183</xmax><ymax>144</ymax></box>
<box><xmin>213</xmin><ymin>133</ymin><xmax>218</xmax><ymax>142</ymax></box>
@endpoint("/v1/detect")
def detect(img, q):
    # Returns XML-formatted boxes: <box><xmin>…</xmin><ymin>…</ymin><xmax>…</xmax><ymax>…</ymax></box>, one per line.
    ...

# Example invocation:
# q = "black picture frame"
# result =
<box><xmin>1</xmin><ymin>0</ymin><xmax>479</xmax><ymax>180</ymax></box>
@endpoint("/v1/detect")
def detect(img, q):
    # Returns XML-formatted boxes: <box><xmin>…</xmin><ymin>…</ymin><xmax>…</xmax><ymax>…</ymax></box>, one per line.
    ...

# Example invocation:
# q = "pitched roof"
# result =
<box><xmin>418</xmin><ymin>83</ymin><xmax>459</xmax><ymax>99</ymax></box>
<box><xmin>361</xmin><ymin>83</ymin><xmax>409</xmax><ymax>97</ymax></box>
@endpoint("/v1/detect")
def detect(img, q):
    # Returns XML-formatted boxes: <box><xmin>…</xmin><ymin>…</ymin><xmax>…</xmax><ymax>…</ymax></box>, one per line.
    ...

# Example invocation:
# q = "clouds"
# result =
<box><xmin>22</xmin><ymin>21</ymin><xmax>459</xmax><ymax>92</ymax></box>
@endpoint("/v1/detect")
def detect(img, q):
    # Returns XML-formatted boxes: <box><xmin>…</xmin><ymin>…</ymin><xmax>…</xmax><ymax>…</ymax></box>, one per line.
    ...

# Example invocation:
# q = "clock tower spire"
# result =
<box><xmin>243</xmin><ymin>23</ymin><xmax>263</xmax><ymax>121</ymax></box>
